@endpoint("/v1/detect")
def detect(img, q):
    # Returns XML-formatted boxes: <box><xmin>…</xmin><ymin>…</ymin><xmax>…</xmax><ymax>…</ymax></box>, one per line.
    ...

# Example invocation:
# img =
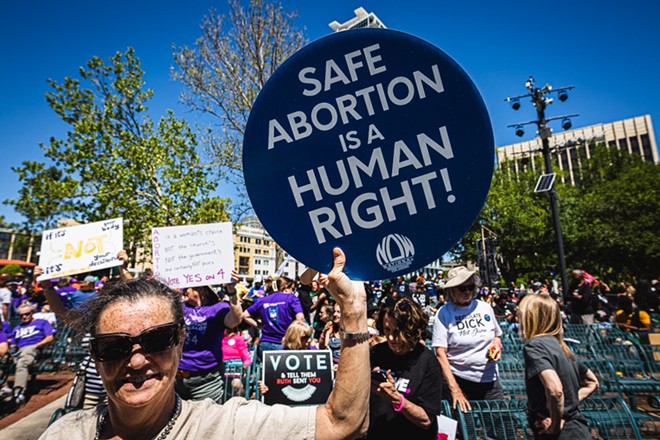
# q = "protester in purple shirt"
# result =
<box><xmin>243</xmin><ymin>276</ymin><xmax>305</xmax><ymax>354</ymax></box>
<box><xmin>0</xmin><ymin>328</ymin><xmax>8</xmax><ymax>355</ymax></box>
<box><xmin>55</xmin><ymin>278</ymin><xmax>77</xmax><ymax>309</ymax></box>
<box><xmin>9</xmin><ymin>305</ymin><xmax>56</xmax><ymax>405</ymax></box>
<box><xmin>175</xmin><ymin>271</ymin><xmax>243</xmax><ymax>403</ymax></box>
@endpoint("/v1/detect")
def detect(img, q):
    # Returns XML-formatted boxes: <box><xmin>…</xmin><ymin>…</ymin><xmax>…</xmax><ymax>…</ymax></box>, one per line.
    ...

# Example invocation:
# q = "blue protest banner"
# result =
<box><xmin>243</xmin><ymin>28</ymin><xmax>493</xmax><ymax>280</ymax></box>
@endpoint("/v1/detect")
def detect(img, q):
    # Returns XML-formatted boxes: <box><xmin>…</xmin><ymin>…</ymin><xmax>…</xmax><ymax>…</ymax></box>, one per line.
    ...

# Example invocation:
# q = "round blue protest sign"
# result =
<box><xmin>243</xmin><ymin>29</ymin><xmax>493</xmax><ymax>280</ymax></box>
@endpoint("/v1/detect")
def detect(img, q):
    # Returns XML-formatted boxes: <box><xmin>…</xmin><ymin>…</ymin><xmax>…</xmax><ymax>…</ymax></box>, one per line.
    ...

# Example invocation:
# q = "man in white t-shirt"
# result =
<box><xmin>0</xmin><ymin>277</ymin><xmax>13</xmax><ymax>323</ymax></box>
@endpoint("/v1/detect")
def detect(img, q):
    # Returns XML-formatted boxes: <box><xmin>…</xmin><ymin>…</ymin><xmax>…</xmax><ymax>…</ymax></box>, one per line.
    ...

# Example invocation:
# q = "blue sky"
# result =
<box><xmin>1</xmin><ymin>0</ymin><xmax>659</xmax><ymax>225</ymax></box>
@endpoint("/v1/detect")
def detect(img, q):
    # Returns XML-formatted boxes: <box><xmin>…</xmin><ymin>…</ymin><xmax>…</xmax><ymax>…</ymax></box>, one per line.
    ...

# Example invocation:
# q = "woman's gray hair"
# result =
<box><xmin>76</xmin><ymin>278</ymin><xmax>184</xmax><ymax>335</ymax></box>
<box><xmin>445</xmin><ymin>274</ymin><xmax>482</xmax><ymax>303</ymax></box>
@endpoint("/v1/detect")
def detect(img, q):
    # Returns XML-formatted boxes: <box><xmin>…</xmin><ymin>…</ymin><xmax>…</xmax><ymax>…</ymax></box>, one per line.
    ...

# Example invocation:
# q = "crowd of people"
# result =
<box><xmin>0</xmin><ymin>257</ymin><xmax>658</xmax><ymax>439</ymax></box>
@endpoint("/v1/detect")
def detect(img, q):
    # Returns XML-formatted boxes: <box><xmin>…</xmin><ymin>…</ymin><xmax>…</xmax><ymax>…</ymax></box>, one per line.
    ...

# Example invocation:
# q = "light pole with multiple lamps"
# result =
<box><xmin>505</xmin><ymin>76</ymin><xmax>578</xmax><ymax>299</ymax></box>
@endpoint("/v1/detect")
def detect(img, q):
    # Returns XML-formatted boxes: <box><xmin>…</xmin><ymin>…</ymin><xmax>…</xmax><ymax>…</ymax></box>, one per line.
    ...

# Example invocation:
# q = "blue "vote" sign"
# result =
<box><xmin>243</xmin><ymin>29</ymin><xmax>493</xmax><ymax>281</ymax></box>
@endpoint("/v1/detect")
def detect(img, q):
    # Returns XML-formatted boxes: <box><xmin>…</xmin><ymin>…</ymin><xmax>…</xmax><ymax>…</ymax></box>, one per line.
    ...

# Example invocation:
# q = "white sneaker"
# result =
<box><xmin>16</xmin><ymin>393</ymin><xmax>26</xmax><ymax>407</ymax></box>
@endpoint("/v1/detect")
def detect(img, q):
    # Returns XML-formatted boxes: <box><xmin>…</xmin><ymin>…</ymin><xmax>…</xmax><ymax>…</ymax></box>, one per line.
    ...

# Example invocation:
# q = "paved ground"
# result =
<box><xmin>0</xmin><ymin>373</ymin><xmax>73</xmax><ymax>439</ymax></box>
<box><xmin>0</xmin><ymin>395</ymin><xmax>66</xmax><ymax>440</ymax></box>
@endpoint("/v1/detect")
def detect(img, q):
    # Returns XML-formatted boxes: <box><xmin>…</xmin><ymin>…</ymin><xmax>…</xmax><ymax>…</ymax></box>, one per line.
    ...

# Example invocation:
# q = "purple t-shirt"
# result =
<box><xmin>12</xmin><ymin>318</ymin><xmax>56</xmax><ymax>349</ymax></box>
<box><xmin>56</xmin><ymin>285</ymin><xmax>77</xmax><ymax>308</ymax></box>
<box><xmin>179</xmin><ymin>301</ymin><xmax>230</xmax><ymax>372</ymax></box>
<box><xmin>246</xmin><ymin>292</ymin><xmax>303</xmax><ymax>344</ymax></box>
<box><xmin>0</xmin><ymin>330</ymin><xmax>8</xmax><ymax>345</ymax></box>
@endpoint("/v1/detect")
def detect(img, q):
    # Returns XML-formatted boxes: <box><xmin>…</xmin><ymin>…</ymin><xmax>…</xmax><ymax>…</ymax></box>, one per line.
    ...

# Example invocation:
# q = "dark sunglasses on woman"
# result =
<box><xmin>456</xmin><ymin>284</ymin><xmax>475</xmax><ymax>292</ymax></box>
<box><xmin>90</xmin><ymin>322</ymin><xmax>182</xmax><ymax>362</ymax></box>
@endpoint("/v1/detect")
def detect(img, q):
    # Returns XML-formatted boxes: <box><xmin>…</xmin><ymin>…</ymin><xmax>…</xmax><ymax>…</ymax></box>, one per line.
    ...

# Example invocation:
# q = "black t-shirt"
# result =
<box><xmin>295</xmin><ymin>286</ymin><xmax>313</xmax><ymax>322</ymax></box>
<box><xmin>411</xmin><ymin>290</ymin><xmax>430</xmax><ymax>308</ymax></box>
<box><xmin>523</xmin><ymin>336</ymin><xmax>589</xmax><ymax>437</ymax></box>
<box><xmin>368</xmin><ymin>342</ymin><xmax>443</xmax><ymax>440</ymax></box>
<box><xmin>571</xmin><ymin>283</ymin><xmax>594</xmax><ymax>315</ymax></box>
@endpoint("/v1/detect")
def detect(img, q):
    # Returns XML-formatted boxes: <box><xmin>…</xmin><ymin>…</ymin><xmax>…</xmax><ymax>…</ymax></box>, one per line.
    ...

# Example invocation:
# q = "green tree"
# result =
<box><xmin>453</xmin><ymin>145</ymin><xmax>660</xmax><ymax>284</ymax></box>
<box><xmin>569</xmin><ymin>146</ymin><xmax>660</xmax><ymax>279</ymax></box>
<box><xmin>0</xmin><ymin>215</ymin><xmax>18</xmax><ymax>230</ymax></box>
<box><xmin>0</xmin><ymin>264</ymin><xmax>23</xmax><ymax>276</ymax></box>
<box><xmin>5</xmin><ymin>48</ymin><xmax>230</xmax><ymax>251</ymax></box>
<box><xmin>452</xmin><ymin>160</ymin><xmax>558</xmax><ymax>284</ymax></box>
<box><xmin>172</xmin><ymin>0</ymin><xmax>305</xmax><ymax>215</ymax></box>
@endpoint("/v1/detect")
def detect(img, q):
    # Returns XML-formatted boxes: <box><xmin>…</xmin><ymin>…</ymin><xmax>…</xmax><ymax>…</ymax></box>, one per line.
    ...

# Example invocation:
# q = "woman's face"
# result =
<box><xmin>311</xmin><ymin>280</ymin><xmax>319</xmax><ymax>292</ymax></box>
<box><xmin>382</xmin><ymin>315</ymin><xmax>411</xmax><ymax>355</ymax></box>
<box><xmin>183</xmin><ymin>287</ymin><xmax>200</xmax><ymax>305</ymax></box>
<box><xmin>95</xmin><ymin>297</ymin><xmax>182</xmax><ymax>410</ymax></box>
<box><xmin>332</xmin><ymin>304</ymin><xmax>341</xmax><ymax>324</ymax></box>
<box><xmin>451</xmin><ymin>279</ymin><xmax>475</xmax><ymax>306</ymax></box>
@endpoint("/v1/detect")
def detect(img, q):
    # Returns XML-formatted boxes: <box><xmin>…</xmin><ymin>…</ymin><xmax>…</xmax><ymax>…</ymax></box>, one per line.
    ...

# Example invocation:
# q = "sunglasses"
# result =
<box><xmin>19</xmin><ymin>312</ymin><xmax>32</xmax><ymax>317</ymax></box>
<box><xmin>90</xmin><ymin>322</ymin><xmax>182</xmax><ymax>362</ymax></box>
<box><xmin>456</xmin><ymin>284</ymin><xmax>475</xmax><ymax>292</ymax></box>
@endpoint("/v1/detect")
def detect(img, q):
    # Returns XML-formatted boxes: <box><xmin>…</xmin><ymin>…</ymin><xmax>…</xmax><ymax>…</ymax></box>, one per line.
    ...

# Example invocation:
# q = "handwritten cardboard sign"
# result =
<box><xmin>262</xmin><ymin>350</ymin><xmax>334</xmax><ymax>406</ymax></box>
<box><xmin>152</xmin><ymin>222</ymin><xmax>234</xmax><ymax>289</ymax></box>
<box><xmin>37</xmin><ymin>218</ymin><xmax>123</xmax><ymax>281</ymax></box>
<box><xmin>243</xmin><ymin>29</ymin><xmax>494</xmax><ymax>280</ymax></box>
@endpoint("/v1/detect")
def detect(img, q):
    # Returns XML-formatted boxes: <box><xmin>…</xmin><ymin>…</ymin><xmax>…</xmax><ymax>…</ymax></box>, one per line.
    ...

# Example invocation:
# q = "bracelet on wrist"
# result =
<box><xmin>339</xmin><ymin>331</ymin><xmax>370</xmax><ymax>344</ymax></box>
<box><xmin>393</xmin><ymin>394</ymin><xmax>405</xmax><ymax>412</ymax></box>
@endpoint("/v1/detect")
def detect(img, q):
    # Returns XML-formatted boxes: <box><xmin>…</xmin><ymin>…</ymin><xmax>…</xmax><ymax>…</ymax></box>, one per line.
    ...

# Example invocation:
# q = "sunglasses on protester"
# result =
<box><xmin>19</xmin><ymin>312</ymin><xmax>33</xmax><ymax>317</ymax></box>
<box><xmin>90</xmin><ymin>322</ymin><xmax>182</xmax><ymax>362</ymax></box>
<box><xmin>456</xmin><ymin>284</ymin><xmax>475</xmax><ymax>292</ymax></box>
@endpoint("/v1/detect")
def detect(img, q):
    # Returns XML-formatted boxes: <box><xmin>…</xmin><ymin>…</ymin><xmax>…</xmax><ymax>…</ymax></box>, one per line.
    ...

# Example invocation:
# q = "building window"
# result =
<box><xmin>255</xmin><ymin>249</ymin><xmax>261</xmax><ymax>255</ymax></box>
<box><xmin>569</xmin><ymin>148</ymin><xmax>579</xmax><ymax>179</ymax></box>
<box><xmin>629</xmin><ymin>136</ymin><xmax>641</xmax><ymax>156</ymax></box>
<box><xmin>585</xmin><ymin>141</ymin><xmax>593</xmax><ymax>158</ymax></box>
<box><xmin>255</xmin><ymin>239</ymin><xmax>262</xmax><ymax>245</ymax></box>
<box><xmin>608</xmin><ymin>140</ymin><xmax>617</xmax><ymax>150</ymax></box>
<box><xmin>254</xmin><ymin>269</ymin><xmax>261</xmax><ymax>275</ymax></box>
<box><xmin>263</xmin><ymin>250</ymin><xmax>269</xmax><ymax>255</ymax></box>
<box><xmin>618</xmin><ymin>138</ymin><xmax>629</xmax><ymax>152</ymax></box>
<box><xmin>641</xmin><ymin>134</ymin><xmax>654</xmax><ymax>162</ymax></box>
<box><xmin>576</xmin><ymin>144</ymin><xmax>587</xmax><ymax>166</ymax></box>
<box><xmin>559</xmin><ymin>150</ymin><xmax>570</xmax><ymax>183</ymax></box>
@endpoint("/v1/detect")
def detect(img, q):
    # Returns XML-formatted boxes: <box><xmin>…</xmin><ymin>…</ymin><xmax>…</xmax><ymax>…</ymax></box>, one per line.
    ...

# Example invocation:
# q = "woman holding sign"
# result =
<box><xmin>40</xmin><ymin>248</ymin><xmax>370</xmax><ymax>440</ymax></box>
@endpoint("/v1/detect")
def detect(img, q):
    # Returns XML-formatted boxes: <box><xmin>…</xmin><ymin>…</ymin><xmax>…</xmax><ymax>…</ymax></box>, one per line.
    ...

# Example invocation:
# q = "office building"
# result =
<box><xmin>329</xmin><ymin>7</ymin><xmax>386</xmax><ymax>32</ymax></box>
<box><xmin>233</xmin><ymin>215</ymin><xmax>306</xmax><ymax>283</ymax></box>
<box><xmin>496</xmin><ymin>115</ymin><xmax>658</xmax><ymax>185</ymax></box>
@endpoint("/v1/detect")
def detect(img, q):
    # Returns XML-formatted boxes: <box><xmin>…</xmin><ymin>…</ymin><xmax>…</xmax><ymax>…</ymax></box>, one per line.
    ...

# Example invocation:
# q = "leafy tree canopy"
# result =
<box><xmin>452</xmin><ymin>145</ymin><xmax>659</xmax><ymax>284</ymax></box>
<box><xmin>5</xmin><ymin>48</ymin><xmax>230</xmax><ymax>249</ymax></box>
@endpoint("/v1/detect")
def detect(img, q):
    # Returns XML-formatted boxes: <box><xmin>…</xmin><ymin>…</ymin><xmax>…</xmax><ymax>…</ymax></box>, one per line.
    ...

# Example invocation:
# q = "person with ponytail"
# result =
<box><xmin>518</xmin><ymin>294</ymin><xmax>599</xmax><ymax>440</ymax></box>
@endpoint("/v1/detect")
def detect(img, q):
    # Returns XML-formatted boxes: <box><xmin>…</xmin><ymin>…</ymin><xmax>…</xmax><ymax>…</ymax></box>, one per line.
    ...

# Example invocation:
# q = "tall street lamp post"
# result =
<box><xmin>505</xmin><ymin>76</ymin><xmax>578</xmax><ymax>299</ymax></box>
